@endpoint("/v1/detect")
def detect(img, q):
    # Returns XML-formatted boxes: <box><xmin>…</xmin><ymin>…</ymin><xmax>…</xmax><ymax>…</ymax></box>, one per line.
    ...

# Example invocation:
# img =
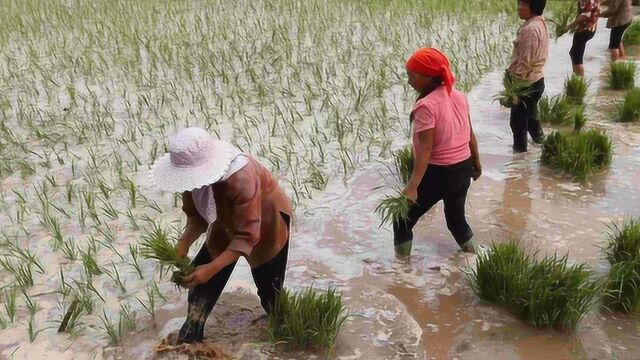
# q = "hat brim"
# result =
<box><xmin>150</xmin><ymin>144</ymin><xmax>238</xmax><ymax>193</ymax></box>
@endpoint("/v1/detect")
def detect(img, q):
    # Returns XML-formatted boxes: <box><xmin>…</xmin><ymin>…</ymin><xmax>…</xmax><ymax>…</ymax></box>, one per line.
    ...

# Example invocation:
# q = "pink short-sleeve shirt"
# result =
<box><xmin>412</xmin><ymin>86</ymin><xmax>471</xmax><ymax>166</ymax></box>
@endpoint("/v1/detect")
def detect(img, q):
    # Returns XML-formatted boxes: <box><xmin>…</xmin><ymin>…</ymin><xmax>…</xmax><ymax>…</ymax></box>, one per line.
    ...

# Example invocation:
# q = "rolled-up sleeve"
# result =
<box><xmin>225</xmin><ymin>175</ymin><xmax>261</xmax><ymax>257</ymax></box>
<box><xmin>181</xmin><ymin>191</ymin><xmax>208</xmax><ymax>233</ymax></box>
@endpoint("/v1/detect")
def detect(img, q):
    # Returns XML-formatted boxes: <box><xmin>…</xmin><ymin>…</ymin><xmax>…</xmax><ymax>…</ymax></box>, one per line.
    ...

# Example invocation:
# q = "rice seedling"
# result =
<box><xmin>60</xmin><ymin>238</ymin><xmax>78</xmax><ymax>261</ymax></box>
<box><xmin>128</xmin><ymin>244</ymin><xmax>145</xmax><ymax>279</ymax></box>
<box><xmin>27</xmin><ymin>314</ymin><xmax>48</xmax><ymax>342</ymax></box>
<box><xmin>622</xmin><ymin>21</ymin><xmax>640</xmax><ymax>46</ymax></box>
<box><xmin>22</xmin><ymin>290</ymin><xmax>38</xmax><ymax>317</ymax></box>
<box><xmin>3</xmin><ymin>287</ymin><xmax>17</xmax><ymax>323</ymax></box>
<box><xmin>573</xmin><ymin>107</ymin><xmax>587</xmax><ymax>133</ymax></box>
<box><xmin>119</xmin><ymin>303</ymin><xmax>137</xmax><ymax>333</ymax></box>
<box><xmin>267</xmin><ymin>286</ymin><xmax>348</xmax><ymax>351</ymax></box>
<box><xmin>80</xmin><ymin>247</ymin><xmax>103</xmax><ymax>278</ymax></box>
<box><xmin>608</xmin><ymin>62</ymin><xmax>636</xmax><ymax>90</ymax></box>
<box><xmin>564</xmin><ymin>75</ymin><xmax>589</xmax><ymax>106</ymax></box>
<box><xmin>494</xmin><ymin>72</ymin><xmax>533</xmax><ymax>108</ymax></box>
<box><xmin>602</xmin><ymin>260</ymin><xmax>640</xmax><ymax>314</ymax></box>
<box><xmin>99</xmin><ymin>310</ymin><xmax>122</xmax><ymax>345</ymax></box>
<box><xmin>105</xmin><ymin>262</ymin><xmax>127</xmax><ymax>295</ymax></box>
<box><xmin>392</xmin><ymin>146</ymin><xmax>413</xmax><ymax>185</ymax></box>
<box><xmin>57</xmin><ymin>298</ymin><xmax>85</xmax><ymax>334</ymax></box>
<box><xmin>140</xmin><ymin>225</ymin><xmax>193</xmax><ymax>284</ymax></box>
<box><xmin>136</xmin><ymin>282</ymin><xmax>165</xmax><ymax>321</ymax></box>
<box><xmin>466</xmin><ymin>241</ymin><xmax>602</xmax><ymax>330</ymax></box>
<box><xmin>0</xmin><ymin>258</ymin><xmax>35</xmax><ymax>288</ymax></box>
<box><xmin>541</xmin><ymin>130</ymin><xmax>613</xmax><ymax>180</ymax></box>
<box><xmin>375</xmin><ymin>191</ymin><xmax>412</xmax><ymax>228</ymax></box>
<box><xmin>538</xmin><ymin>95</ymin><xmax>574</xmax><ymax>125</ymax></box>
<box><xmin>614</xmin><ymin>88</ymin><xmax>640</xmax><ymax>123</ymax></box>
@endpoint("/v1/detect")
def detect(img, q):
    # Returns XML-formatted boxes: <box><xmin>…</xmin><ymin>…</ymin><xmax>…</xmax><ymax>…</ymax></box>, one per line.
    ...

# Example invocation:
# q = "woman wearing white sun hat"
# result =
<box><xmin>151</xmin><ymin>127</ymin><xmax>293</xmax><ymax>344</ymax></box>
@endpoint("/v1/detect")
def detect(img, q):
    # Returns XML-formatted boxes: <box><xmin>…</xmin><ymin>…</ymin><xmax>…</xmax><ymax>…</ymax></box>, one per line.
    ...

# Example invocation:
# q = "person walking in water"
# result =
<box><xmin>150</xmin><ymin>127</ymin><xmax>293</xmax><ymax>343</ymax></box>
<box><xmin>600</xmin><ymin>0</ymin><xmax>634</xmax><ymax>61</ymax></box>
<box><xmin>569</xmin><ymin>0</ymin><xmax>601</xmax><ymax>76</ymax></box>
<box><xmin>507</xmin><ymin>0</ymin><xmax>549</xmax><ymax>153</ymax></box>
<box><xmin>393</xmin><ymin>47</ymin><xmax>482</xmax><ymax>258</ymax></box>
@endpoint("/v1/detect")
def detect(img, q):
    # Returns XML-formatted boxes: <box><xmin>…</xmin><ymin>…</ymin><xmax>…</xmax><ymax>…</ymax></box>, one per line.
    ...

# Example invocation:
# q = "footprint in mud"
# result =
<box><xmin>156</xmin><ymin>333</ymin><xmax>230</xmax><ymax>360</ymax></box>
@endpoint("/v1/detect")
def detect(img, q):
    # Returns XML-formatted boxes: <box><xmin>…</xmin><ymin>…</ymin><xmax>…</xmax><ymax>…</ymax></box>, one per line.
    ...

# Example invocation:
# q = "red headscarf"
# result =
<box><xmin>405</xmin><ymin>47</ymin><xmax>456</xmax><ymax>94</ymax></box>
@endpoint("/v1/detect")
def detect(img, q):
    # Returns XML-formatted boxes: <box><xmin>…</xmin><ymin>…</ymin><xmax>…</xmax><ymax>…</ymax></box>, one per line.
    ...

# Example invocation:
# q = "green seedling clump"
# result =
<box><xmin>495</xmin><ymin>72</ymin><xmax>533</xmax><ymax>108</ymax></box>
<box><xmin>603</xmin><ymin>219</ymin><xmax>640</xmax><ymax>314</ymax></box>
<box><xmin>541</xmin><ymin>130</ymin><xmax>613</xmax><ymax>180</ymax></box>
<box><xmin>538</xmin><ymin>95</ymin><xmax>574</xmax><ymax>125</ymax></box>
<box><xmin>393</xmin><ymin>146</ymin><xmax>413</xmax><ymax>185</ymax></box>
<box><xmin>267</xmin><ymin>286</ymin><xmax>348</xmax><ymax>351</ymax></box>
<box><xmin>623</xmin><ymin>21</ymin><xmax>640</xmax><ymax>46</ymax></box>
<box><xmin>615</xmin><ymin>88</ymin><xmax>640</xmax><ymax>123</ymax></box>
<box><xmin>375</xmin><ymin>192</ymin><xmax>412</xmax><ymax>227</ymax></box>
<box><xmin>608</xmin><ymin>62</ymin><xmax>636</xmax><ymax>90</ymax></box>
<box><xmin>564</xmin><ymin>75</ymin><xmax>589</xmax><ymax>105</ymax></box>
<box><xmin>140</xmin><ymin>225</ymin><xmax>193</xmax><ymax>285</ymax></box>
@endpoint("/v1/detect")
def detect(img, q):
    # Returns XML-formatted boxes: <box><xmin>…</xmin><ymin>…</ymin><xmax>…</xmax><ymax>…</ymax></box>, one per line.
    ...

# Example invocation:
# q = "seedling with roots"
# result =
<box><xmin>494</xmin><ymin>72</ymin><xmax>533</xmax><ymax>108</ymax></box>
<box><xmin>375</xmin><ymin>191</ymin><xmax>412</xmax><ymax>228</ymax></box>
<box><xmin>140</xmin><ymin>225</ymin><xmax>193</xmax><ymax>285</ymax></box>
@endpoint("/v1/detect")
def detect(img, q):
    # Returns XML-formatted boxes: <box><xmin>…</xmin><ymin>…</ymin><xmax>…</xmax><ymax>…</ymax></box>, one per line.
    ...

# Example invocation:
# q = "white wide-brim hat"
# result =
<box><xmin>150</xmin><ymin>127</ymin><xmax>240</xmax><ymax>192</ymax></box>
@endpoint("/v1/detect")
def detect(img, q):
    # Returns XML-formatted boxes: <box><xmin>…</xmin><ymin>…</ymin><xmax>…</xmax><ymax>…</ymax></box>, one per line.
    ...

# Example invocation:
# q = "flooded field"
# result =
<box><xmin>1</xmin><ymin>1</ymin><xmax>639</xmax><ymax>359</ymax></box>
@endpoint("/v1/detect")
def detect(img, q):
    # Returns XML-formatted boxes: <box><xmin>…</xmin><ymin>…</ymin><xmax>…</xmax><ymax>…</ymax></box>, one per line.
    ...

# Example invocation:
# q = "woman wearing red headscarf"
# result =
<box><xmin>393</xmin><ymin>47</ymin><xmax>482</xmax><ymax>257</ymax></box>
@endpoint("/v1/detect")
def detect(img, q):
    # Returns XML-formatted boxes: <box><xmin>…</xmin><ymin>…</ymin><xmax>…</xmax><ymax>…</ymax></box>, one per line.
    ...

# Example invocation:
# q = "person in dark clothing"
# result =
<box><xmin>569</xmin><ymin>0</ymin><xmax>600</xmax><ymax>76</ymax></box>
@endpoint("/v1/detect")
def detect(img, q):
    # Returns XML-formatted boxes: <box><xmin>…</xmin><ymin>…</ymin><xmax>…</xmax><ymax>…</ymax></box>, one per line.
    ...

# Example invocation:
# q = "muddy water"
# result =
<box><xmin>112</xmin><ymin>19</ymin><xmax>640</xmax><ymax>360</ymax></box>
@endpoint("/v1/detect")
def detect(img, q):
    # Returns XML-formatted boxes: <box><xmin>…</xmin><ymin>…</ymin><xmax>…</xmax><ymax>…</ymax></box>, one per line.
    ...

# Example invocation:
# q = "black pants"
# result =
<box><xmin>177</xmin><ymin>240</ymin><xmax>289</xmax><ymax>343</ymax></box>
<box><xmin>510</xmin><ymin>78</ymin><xmax>545</xmax><ymax>152</ymax></box>
<box><xmin>393</xmin><ymin>158</ymin><xmax>474</xmax><ymax>247</ymax></box>
<box><xmin>570</xmin><ymin>31</ymin><xmax>596</xmax><ymax>65</ymax></box>
<box><xmin>609</xmin><ymin>22</ymin><xmax>631</xmax><ymax>50</ymax></box>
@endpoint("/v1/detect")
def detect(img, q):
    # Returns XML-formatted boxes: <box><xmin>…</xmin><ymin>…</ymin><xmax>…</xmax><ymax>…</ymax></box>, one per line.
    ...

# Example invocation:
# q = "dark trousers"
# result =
<box><xmin>570</xmin><ymin>31</ymin><xmax>596</xmax><ymax>65</ymax></box>
<box><xmin>393</xmin><ymin>158</ymin><xmax>474</xmax><ymax>246</ymax></box>
<box><xmin>177</xmin><ymin>240</ymin><xmax>289</xmax><ymax>343</ymax></box>
<box><xmin>510</xmin><ymin>78</ymin><xmax>545</xmax><ymax>152</ymax></box>
<box><xmin>609</xmin><ymin>22</ymin><xmax>631</xmax><ymax>50</ymax></box>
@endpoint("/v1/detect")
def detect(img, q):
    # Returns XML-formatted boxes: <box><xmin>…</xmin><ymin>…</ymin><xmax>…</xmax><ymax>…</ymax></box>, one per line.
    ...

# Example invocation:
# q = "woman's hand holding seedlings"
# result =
<box><xmin>403</xmin><ymin>184</ymin><xmax>419</xmax><ymax>203</ymax></box>
<box><xmin>182</xmin><ymin>264</ymin><xmax>216</xmax><ymax>288</ymax></box>
<box><xmin>181</xmin><ymin>249</ymin><xmax>243</xmax><ymax>289</ymax></box>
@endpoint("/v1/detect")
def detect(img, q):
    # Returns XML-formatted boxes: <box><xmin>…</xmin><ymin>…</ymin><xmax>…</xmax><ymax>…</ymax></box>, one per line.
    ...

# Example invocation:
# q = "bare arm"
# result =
<box><xmin>469</xmin><ymin>116</ymin><xmax>482</xmax><ymax>180</ymax></box>
<box><xmin>404</xmin><ymin>130</ymin><xmax>434</xmax><ymax>201</ymax></box>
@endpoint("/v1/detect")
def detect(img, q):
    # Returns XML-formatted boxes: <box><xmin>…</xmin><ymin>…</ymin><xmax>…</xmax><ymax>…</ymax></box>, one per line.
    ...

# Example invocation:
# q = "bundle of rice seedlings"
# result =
<box><xmin>622</xmin><ymin>21</ymin><xmax>640</xmax><ymax>46</ymax></box>
<box><xmin>548</xmin><ymin>1</ymin><xmax>576</xmax><ymax>38</ymax></box>
<box><xmin>392</xmin><ymin>147</ymin><xmax>413</xmax><ymax>185</ymax></box>
<box><xmin>523</xmin><ymin>255</ymin><xmax>602</xmax><ymax>330</ymax></box>
<box><xmin>573</xmin><ymin>107</ymin><xmax>587</xmax><ymax>133</ymax></box>
<box><xmin>564</xmin><ymin>75</ymin><xmax>590</xmax><ymax>105</ymax></box>
<box><xmin>466</xmin><ymin>241</ymin><xmax>602</xmax><ymax>331</ymax></box>
<box><xmin>603</xmin><ymin>219</ymin><xmax>640</xmax><ymax>314</ymax></box>
<box><xmin>538</xmin><ymin>95</ymin><xmax>574</xmax><ymax>125</ymax></box>
<box><xmin>604</xmin><ymin>219</ymin><xmax>640</xmax><ymax>265</ymax></box>
<box><xmin>615</xmin><ymin>88</ymin><xmax>640</xmax><ymax>123</ymax></box>
<box><xmin>608</xmin><ymin>62</ymin><xmax>636</xmax><ymax>90</ymax></box>
<box><xmin>602</xmin><ymin>260</ymin><xmax>640</xmax><ymax>314</ymax></box>
<box><xmin>375</xmin><ymin>191</ymin><xmax>412</xmax><ymax>227</ymax></box>
<box><xmin>140</xmin><ymin>225</ymin><xmax>193</xmax><ymax>285</ymax></box>
<box><xmin>495</xmin><ymin>72</ymin><xmax>533</xmax><ymax>108</ymax></box>
<box><xmin>541</xmin><ymin>130</ymin><xmax>613</xmax><ymax>180</ymax></box>
<box><xmin>267</xmin><ymin>286</ymin><xmax>348</xmax><ymax>351</ymax></box>
<box><xmin>466</xmin><ymin>241</ymin><xmax>532</xmax><ymax>309</ymax></box>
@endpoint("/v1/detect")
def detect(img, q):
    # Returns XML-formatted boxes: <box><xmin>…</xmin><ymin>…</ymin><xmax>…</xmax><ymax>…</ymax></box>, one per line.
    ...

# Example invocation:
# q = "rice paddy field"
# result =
<box><xmin>1</xmin><ymin>1</ymin><xmax>640</xmax><ymax>359</ymax></box>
